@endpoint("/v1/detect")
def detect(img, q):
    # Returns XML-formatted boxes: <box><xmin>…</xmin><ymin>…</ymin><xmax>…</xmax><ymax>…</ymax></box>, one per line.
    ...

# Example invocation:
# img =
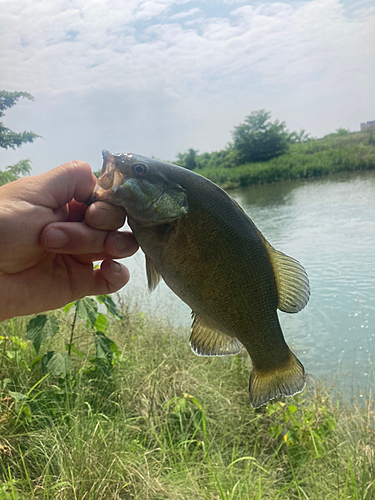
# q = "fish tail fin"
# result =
<box><xmin>249</xmin><ymin>351</ymin><xmax>306</xmax><ymax>409</ymax></box>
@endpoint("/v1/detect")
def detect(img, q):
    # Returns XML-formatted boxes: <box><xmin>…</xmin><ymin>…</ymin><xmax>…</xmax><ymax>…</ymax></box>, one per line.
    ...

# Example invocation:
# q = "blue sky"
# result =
<box><xmin>1</xmin><ymin>0</ymin><xmax>374</xmax><ymax>175</ymax></box>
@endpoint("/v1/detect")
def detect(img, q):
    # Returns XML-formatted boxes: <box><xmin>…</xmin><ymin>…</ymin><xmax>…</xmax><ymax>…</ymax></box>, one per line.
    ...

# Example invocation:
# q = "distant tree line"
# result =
<box><xmin>176</xmin><ymin>110</ymin><xmax>315</xmax><ymax>171</ymax></box>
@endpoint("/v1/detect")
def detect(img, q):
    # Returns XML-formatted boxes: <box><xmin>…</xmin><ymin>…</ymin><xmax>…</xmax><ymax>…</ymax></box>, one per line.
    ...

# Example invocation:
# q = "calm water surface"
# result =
<box><xmin>120</xmin><ymin>170</ymin><xmax>375</xmax><ymax>397</ymax></box>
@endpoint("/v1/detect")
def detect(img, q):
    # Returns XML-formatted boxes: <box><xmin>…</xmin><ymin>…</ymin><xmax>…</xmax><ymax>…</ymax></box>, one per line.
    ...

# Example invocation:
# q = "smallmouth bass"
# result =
<box><xmin>89</xmin><ymin>150</ymin><xmax>310</xmax><ymax>408</ymax></box>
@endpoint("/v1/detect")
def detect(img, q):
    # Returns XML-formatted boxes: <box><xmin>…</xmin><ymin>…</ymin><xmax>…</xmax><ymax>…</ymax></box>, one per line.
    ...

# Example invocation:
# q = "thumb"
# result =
<box><xmin>19</xmin><ymin>161</ymin><xmax>97</xmax><ymax>209</ymax></box>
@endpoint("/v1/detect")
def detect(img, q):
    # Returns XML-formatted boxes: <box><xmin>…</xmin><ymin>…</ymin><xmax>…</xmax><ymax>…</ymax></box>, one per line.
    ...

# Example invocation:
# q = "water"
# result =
<box><xmin>120</xmin><ymin>170</ymin><xmax>375</xmax><ymax>397</ymax></box>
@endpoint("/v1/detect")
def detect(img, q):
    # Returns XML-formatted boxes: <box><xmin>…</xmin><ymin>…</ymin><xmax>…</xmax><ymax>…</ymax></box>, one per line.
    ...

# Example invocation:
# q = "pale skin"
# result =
<box><xmin>0</xmin><ymin>160</ymin><xmax>139</xmax><ymax>322</ymax></box>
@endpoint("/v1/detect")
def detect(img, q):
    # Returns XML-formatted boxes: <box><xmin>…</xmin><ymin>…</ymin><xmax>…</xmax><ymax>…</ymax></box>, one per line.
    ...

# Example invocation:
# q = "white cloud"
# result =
<box><xmin>169</xmin><ymin>7</ymin><xmax>202</xmax><ymax>19</ymax></box>
<box><xmin>1</xmin><ymin>0</ymin><xmax>374</xmax><ymax>173</ymax></box>
<box><xmin>1</xmin><ymin>0</ymin><xmax>374</xmax><ymax>97</ymax></box>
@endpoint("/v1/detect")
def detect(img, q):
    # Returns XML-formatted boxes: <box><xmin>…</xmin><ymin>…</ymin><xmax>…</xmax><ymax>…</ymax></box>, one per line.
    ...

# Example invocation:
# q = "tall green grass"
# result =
<box><xmin>0</xmin><ymin>308</ymin><xmax>374</xmax><ymax>499</ymax></box>
<box><xmin>199</xmin><ymin>130</ymin><xmax>375</xmax><ymax>189</ymax></box>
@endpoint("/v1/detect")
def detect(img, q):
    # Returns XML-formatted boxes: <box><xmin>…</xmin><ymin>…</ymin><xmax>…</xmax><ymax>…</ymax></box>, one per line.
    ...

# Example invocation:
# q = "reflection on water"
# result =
<box><xmin>120</xmin><ymin>170</ymin><xmax>375</xmax><ymax>397</ymax></box>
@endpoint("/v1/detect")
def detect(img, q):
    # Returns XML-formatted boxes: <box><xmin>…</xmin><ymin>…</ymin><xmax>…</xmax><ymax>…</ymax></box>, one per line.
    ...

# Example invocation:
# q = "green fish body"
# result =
<box><xmin>90</xmin><ymin>150</ymin><xmax>310</xmax><ymax>408</ymax></box>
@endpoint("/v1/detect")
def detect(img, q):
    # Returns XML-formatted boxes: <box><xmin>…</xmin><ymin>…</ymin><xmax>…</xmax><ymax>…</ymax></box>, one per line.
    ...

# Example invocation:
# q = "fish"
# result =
<box><xmin>89</xmin><ymin>150</ymin><xmax>310</xmax><ymax>408</ymax></box>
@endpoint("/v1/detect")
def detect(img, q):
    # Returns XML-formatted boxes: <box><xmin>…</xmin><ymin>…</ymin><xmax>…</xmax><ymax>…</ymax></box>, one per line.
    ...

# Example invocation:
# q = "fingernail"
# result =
<box><xmin>111</xmin><ymin>261</ymin><xmax>122</xmax><ymax>273</ymax></box>
<box><xmin>45</xmin><ymin>228</ymin><xmax>69</xmax><ymax>249</ymax></box>
<box><xmin>114</xmin><ymin>234</ymin><xmax>128</xmax><ymax>251</ymax></box>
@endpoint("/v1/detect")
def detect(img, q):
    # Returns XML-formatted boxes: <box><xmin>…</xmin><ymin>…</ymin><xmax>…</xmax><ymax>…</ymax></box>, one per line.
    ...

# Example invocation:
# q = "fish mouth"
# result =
<box><xmin>98</xmin><ymin>150</ymin><xmax>125</xmax><ymax>190</ymax></box>
<box><xmin>85</xmin><ymin>150</ymin><xmax>125</xmax><ymax>205</ymax></box>
<box><xmin>101</xmin><ymin>150</ymin><xmax>113</xmax><ymax>176</ymax></box>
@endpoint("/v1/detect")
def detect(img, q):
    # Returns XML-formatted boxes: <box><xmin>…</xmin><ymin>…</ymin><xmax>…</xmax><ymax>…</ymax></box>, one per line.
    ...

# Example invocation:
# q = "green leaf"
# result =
<box><xmin>8</xmin><ymin>391</ymin><xmax>28</xmax><ymax>402</ymax></box>
<box><xmin>97</xmin><ymin>295</ymin><xmax>122</xmax><ymax>320</ymax></box>
<box><xmin>1</xmin><ymin>378</ymin><xmax>11</xmax><ymax>390</ymax></box>
<box><xmin>94</xmin><ymin>332</ymin><xmax>112</xmax><ymax>361</ymax></box>
<box><xmin>41</xmin><ymin>351</ymin><xmax>72</xmax><ymax>377</ymax></box>
<box><xmin>30</xmin><ymin>354</ymin><xmax>44</xmax><ymax>368</ymax></box>
<box><xmin>76</xmin><ymin>297</ymin><xmax>98</xmax><ymax>327</ymax></box>
<box><xmin>25</xmin><ymin>315</ymin><xmax>59</xmax><ymax>353</ymax></box>
<box><xmin>94</xmin><ymin>313</ymin><xmax>109</xmax><ymax>331</ymax></box>
<box><xmin>10</xmin><ymin>335</ymin><xmax>27</xmax><ymax>350</ymax></box>
<box><xmin>64</xmin><ymin>343</ymin><xmax>85</xmax><ymax>358</ymax></box>
<box><xmin>94</xmin><ymin>332</ymin><xmax>120</xmax><ymax>364</ymax></box>
<box><xmin>63</xmin><ymin>302</ymin><xmax>75</xmax><ymax>314</ymax></box>
<box><xmin>287</xmin><ymin>405</ymin><xmax>298</xmax><ymax>414</ymax></box>
<box><xmin>91</xmin><ymin>358</ymin><xmax>112</xmax><ymax>377</ymax></box>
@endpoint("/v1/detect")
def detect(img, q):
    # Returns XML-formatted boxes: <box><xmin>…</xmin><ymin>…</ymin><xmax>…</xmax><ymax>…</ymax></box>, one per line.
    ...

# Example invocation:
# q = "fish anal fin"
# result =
<box><xmin>189</xmin><ymin>314</ymin><xmax>242</xmax><ymax>357</ymax></box>
<box><xmin>146</xmin><ymin>256</ymin><xmax>162</xmax><ymax>292</ymax></box>
<box><xmin>263</xmin><ymin>239</ymin><xmax>310</xmax><ymax>313</ymax></box>
<box><xmin>249</xmin><ymin>350</ymin><xmax>306</xmax><ymax>409</ymax></box>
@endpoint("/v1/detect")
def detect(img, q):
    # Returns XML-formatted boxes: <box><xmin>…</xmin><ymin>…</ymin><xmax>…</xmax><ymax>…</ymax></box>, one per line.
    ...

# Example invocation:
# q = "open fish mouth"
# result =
<box><xmin>98</xmin><ymin>150</ymin><xmax>125</xmax><ymax>191</ymax></box>
<box><xmin>85</xmin><ymin>151</ymin><xmax>125</xmax><ymax>206</ymax></box>
<box><xmin>100</xmin><ymin>150</ymin><xmax>115</xmax><ymax>177</ymax></box>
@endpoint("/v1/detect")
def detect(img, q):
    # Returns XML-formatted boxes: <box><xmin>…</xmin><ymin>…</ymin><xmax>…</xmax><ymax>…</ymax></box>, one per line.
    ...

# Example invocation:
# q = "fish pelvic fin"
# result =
<box><xmin>145</xmin><ymin>256</ymin><xmax>162</xmax><ymax>292</ymax></box>
<box><xmin>190</xmin><ymin>313</ymin><xmax>243</xmax><ymax>356</ymax></box>
<box><xmin>249</xmin><ymin>351</ymin><xmax>306</xmax><ymax>409</ymax></box>
<box><xmin>262</xmin><ymin>239</ymin><xmax>310</xmax><ymax>313</ymax></box>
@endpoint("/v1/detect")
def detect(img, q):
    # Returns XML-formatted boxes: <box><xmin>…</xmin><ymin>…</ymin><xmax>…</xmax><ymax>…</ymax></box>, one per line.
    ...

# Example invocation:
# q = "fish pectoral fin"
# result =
<box><xmin>264</xmin><ymin>241</ymin><xmax>310</xmax><ymax>313</ymax></box>
<box><xmin>249</xmin><ymin>350</ymin><xmax>306</xmax><ymax>409</ymax></box>
<box><xmin>189</xmin><ymin>314</ymin><xmax>242</xmax><ymax>357</ymax></box>
<box><xmin>145</xmin><ymin>256</ymin><xmax>162</xmax><ymax>292</ymax></box>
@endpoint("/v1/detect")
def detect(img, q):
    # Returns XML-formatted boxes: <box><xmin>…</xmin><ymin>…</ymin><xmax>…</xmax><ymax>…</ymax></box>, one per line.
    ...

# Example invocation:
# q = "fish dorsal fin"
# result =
<box><xmin>145</xmin><ymin>256</ymin><xmax>162</xmax><ymax>292</ymax></box>
<box><xmin>189</xmin><ymin>314</ymin><xmax>243</xmax><ymax>356</ymax></box>
<box><xmin>262</xmin><ymin>239</ymin><xmax>310</xmax><ymax>313</ymax></box>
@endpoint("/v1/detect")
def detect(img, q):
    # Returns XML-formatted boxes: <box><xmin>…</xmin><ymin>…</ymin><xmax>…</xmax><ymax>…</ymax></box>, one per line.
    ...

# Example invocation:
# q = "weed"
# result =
<box><xmin>0</xmin><ymin>305</ymin><xmax>374</xmax><ymax>499</ymax></box>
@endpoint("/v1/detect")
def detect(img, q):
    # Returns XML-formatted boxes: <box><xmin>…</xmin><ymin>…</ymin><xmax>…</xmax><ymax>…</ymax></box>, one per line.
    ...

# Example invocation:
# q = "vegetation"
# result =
<box><xmin>176</xmin><ymin>111</ymin><xmax>375</xmax><ymax>189</ymax></box>
<box><xmin>0</xmin><ymin>90</ymin><xmax>40</xmax><ymax>186</ymax></box>
<box><xmin>175</xmin><ymin>111</ymin><xmax>313</xmax><ymax>173</ymax></box>
<box><xmin>198</xmin><ymin>130</ymin><xmax>375</xmax><ymax>189</ymax></box>
<box><xmin>177</xmin><ymin>149</ymin><xmax>199</xmax><ymax>171</ymax></box>
<box><xmin>0</xmin><ymin>300</ymin><xmax>374</xmax><ymax>499</ymax></box>
<box><xmin>231</xmin><ymin>110</ymin><xmax>291</xmax><ymax>164</ymax></box>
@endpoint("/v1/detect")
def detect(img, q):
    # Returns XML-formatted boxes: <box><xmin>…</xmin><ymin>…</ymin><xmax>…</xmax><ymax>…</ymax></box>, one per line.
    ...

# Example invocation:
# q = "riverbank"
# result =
<box><xmin>198</xmin><ymin>130</ymin><xmax>375</xmax><ymax>189</ymax></box>
<box><xmin>1</xmin><ymin>307</ymin><xmax>374</xmax><ymax>499</ymax></box>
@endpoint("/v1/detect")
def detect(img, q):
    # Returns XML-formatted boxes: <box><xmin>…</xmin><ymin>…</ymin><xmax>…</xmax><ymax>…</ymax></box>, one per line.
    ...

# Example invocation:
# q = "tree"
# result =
<box><xmin>0</xmin><ymin>90</ymin><xmax>40</xmax><ymax>185</ymax></box>
<box><xmin>288</xmin><ymin>129</ymin><xmax>314</xmax><ymax>143</ymax></box>
<box><xmin>335</xmin><ymin>128</ymin><xmax>350</xmax><ymax>136</ymax></box>
<box><xmin>176</xmin><ymin>148</ymin><xmax>199</xmax><ymax>170</ymax></box>
<box><xmin>0</xmin><ymin>159</ymin><xmax>33</xmax><ymax>186</ymax></box>
<box><xmin>231</xmin><ymin>110</ymin><xmax>290</xmax><ymax>164</ymax></box>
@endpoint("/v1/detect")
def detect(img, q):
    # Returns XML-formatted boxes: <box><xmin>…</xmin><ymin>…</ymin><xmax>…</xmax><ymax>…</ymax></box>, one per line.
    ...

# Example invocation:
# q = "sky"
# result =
<box><xmin>1</xmin><ymin>0</ymin><xmax>375</xmax><ymax>176</ymax></box>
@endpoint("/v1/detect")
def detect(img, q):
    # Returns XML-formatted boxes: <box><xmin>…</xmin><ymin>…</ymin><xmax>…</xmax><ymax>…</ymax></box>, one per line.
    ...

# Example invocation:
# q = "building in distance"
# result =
<box><xmin>360</xmin><ymin>120</ymin><xmax>375</xmax><ymax>131</ymax></box>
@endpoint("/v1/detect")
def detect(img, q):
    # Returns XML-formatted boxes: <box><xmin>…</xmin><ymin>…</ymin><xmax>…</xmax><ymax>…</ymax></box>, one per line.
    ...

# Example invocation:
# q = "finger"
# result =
<box><xmin>104</xmin><ymin>231</ymin><xmax>139</xmax><ymax>257</ymax></box>
<box><xmin>41</xmin><ymin>222</ymin><xmax>107</xmax><ymax>254</ymax></box>
<box><xmin>20</xmin><ymin>161</ymin><xmax>97</xmax><ymax>209</ymax></box>
<box><xmin>41</xmin><ymin>222</ymin><xmax>138</xmax><ymax>258</ymax></box>
<box><xmin>67</xmin><ymin>199</ymin><xmax>88</xmax><ymax>222</ymax></box>
<box><xmin>85</xmin><ymin>201</ymin><xmax>126</xmax><ymax>230</ymax></box>
<box><xmin>92</xmin><ymin>259</ymin><xmax>130</xmax><ymax>294</ymax></box>
<box><xmin>0</xmin><ymin>256</ymin><xmax>131</xmax><ymax>321</ymax></box>
<box><xmin>70</xmin><ymin>232</ymin><xmax>139</xmax><ymax>263</ymax></box>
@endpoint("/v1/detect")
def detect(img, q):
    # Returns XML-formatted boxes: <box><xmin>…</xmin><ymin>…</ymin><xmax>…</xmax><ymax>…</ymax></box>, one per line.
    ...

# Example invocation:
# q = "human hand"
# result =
<box><xmin>0</xmin><ymin>161</ymin><xmax>139</xmax><ymax>321</ymax></box>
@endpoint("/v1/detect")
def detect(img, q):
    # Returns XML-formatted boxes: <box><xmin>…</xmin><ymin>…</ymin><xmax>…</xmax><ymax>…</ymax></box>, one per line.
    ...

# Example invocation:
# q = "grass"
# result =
<box><xmin>0</xmin><ymin>307</ymin><xmax>374</xmax><ymax>499</ymax></box>
<box><xmin>198</xmin><ymin>130</ymin><xmax>375</xmax><ymax>189</ymax></box>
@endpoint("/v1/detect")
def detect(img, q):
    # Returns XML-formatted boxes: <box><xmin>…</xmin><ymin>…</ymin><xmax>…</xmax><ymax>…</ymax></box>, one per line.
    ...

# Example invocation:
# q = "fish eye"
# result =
<box><xmin>132</xmin><ymin>162</ymin><xmax>148</xmax><ymax>176</ymax></box>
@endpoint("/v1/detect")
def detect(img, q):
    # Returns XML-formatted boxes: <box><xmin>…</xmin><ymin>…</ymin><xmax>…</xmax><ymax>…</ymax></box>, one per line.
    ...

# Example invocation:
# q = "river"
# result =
<box><xmin>119</xmin><ymin>169</ymin><xmax>375</xmax><ymax>399</ymax></box>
